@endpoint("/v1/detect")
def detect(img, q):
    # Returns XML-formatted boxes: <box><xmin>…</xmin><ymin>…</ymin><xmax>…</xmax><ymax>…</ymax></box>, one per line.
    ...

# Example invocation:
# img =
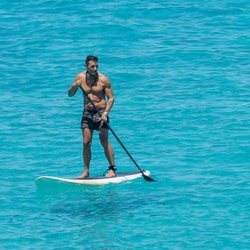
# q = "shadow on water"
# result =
<box><xmin>35</xmin><ymin>177</ymin><xmax>144</xmax><ymax>196</ymax></box>
<box><xmin>34</xmin><ymin>177</ymin><xmax>159</xmax><ymax>223</ymax></box>
<box><xmin>33</xmin><ymin>177</ymin><xmax>173</xmax><ymax>248</ymax></box>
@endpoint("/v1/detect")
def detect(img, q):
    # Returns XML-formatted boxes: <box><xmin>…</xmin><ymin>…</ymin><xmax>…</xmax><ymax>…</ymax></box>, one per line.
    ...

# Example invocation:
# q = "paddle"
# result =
<box><xmin>82</xmin><ymin>89</ymin><xmax>155</xmax><ymax>182</ymax></box>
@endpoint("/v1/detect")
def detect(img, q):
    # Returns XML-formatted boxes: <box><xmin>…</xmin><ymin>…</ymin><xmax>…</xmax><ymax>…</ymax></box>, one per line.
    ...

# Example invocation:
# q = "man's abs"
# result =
<box><xmin>84</xmin><ymin>99</ymin><xmax>106</xmax><ymax>111</ymax></box>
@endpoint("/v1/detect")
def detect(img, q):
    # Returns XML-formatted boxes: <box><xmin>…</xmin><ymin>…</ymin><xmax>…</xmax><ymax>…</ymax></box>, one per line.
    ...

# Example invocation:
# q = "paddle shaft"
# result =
<box><xmin>81</xmin><ymin>90</ymin><xmax>155</xmax><ymax>181</ymax></box>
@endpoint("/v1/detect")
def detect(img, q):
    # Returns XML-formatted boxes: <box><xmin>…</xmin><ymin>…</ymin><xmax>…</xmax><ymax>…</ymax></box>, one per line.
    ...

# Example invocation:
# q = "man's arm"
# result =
<box><xmin>100</xmin><ymin>76</ymin><xmax>114</xmax><ymax>122</ymax></box>
<box><xmin>103</xmin><ymin>76</ymin><xmax>114</xmax><ymax>114</ymax></box>
<box><xmin>68</xmin><ymin>74</ymin><xmax>82</xmax><ymax>97</ymax></box>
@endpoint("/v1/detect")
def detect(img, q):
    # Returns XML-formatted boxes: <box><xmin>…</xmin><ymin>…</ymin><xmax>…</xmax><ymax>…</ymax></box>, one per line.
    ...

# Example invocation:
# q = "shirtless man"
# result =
<box><xmin>68</xmin><ymin>55</ymin><xmax>116</xmax><ymax>178</ymax></box>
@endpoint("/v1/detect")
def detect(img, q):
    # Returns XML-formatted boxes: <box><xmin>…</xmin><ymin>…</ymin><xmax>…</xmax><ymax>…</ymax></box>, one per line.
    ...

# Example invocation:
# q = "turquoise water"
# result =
<box><xmin>1</xmin><ymin>0</ymin><xmax>249</xmax><ymax>249</ymax></box>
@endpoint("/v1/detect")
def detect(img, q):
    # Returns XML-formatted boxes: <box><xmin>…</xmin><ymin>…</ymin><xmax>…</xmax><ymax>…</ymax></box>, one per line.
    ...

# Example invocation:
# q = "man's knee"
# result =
<box><xmin>82</xmin><ymin>128</ymin><xmax>92</xmax><ymax>148</ymax></box>
<box><xmin>83</xmin><ymin>139</ymin><xmax>92</xmax><ymax>148</ymax></box>
<box><xmin>100</xmin><ymin>137</ymin><xmax>109</xmax><ymax>148</ymax></box>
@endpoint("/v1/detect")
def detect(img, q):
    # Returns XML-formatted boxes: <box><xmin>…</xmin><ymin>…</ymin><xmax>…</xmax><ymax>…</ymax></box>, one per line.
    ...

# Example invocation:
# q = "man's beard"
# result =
<box><xmin>87</xmin><ymin>70</ymin><xmax>98</xmax><ymax>77</ymax></box>
<box><xmin>86</xmin><ymin>71</ymin><xmax>98</xmax><ymax>84</ymax></box>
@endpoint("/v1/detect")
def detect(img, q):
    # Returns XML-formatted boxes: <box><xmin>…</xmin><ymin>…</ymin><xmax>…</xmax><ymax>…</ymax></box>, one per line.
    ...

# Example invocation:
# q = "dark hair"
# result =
<box><xmin>85</xmin><ymin>55</ymin><xmax>98</xmax><ymax>65</ymax></box>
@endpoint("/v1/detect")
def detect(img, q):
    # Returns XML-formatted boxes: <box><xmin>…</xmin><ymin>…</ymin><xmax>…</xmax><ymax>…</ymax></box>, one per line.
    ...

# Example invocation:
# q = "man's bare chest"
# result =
<box><xmin>81</xmin><ymin>81</ymin><xmax>104</xmax><ymax>95</ymax></box>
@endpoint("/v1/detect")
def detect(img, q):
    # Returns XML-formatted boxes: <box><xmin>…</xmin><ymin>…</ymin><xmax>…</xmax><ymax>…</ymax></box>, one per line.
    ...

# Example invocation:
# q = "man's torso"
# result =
<box><xmin>79</xmin><ymin>72</ymin><xmax>106</xmax><ymax>110</ymax></box>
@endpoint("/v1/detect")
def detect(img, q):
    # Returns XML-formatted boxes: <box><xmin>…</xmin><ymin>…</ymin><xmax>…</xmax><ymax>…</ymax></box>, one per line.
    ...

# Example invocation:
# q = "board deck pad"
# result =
<box><xmin>35</xmin><ymin>170</ymin><xmax>150</xmax><ymax>186</ymax></box>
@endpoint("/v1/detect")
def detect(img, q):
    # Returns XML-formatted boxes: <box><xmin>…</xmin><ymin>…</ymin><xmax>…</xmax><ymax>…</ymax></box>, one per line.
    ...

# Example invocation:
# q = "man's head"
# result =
<box><xmin>85</xmin><ymin>55</ymin><xmax>98</xmax><ymax>76</ymax></box>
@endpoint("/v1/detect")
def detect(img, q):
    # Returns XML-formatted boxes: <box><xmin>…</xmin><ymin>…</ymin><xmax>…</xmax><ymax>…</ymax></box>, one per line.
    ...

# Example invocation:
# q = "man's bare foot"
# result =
<box><xmin>77</xmin><ymin>171</ymin><xmax>89</xmax><ymax>179</ymax></box>
<box><xmin>105</xmin><ymin>166</ymin><xmax>116</xmax><ymax>178</ymax></box>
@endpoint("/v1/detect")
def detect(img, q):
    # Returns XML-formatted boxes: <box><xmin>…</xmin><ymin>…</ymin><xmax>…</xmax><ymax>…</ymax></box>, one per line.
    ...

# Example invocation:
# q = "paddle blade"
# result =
<box><xmin>142</xmin><ymin>174</ymin><xmax>156</xmax><ymax>182</ymax></box>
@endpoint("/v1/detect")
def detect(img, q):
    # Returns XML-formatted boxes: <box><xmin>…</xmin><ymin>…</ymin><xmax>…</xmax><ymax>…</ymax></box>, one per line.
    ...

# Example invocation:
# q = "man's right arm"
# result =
<box><xmin>68</xmin><ymin>74</ymin><xmax>82</xmax><ymax>97</ymax></box>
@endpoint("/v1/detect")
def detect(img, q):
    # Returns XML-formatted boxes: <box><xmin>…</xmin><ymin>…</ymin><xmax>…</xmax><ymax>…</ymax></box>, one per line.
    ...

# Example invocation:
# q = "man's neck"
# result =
<box><xmin>86</xmin><ymin>72</ymin><xmax>98</xmax><ymax>86</ymax></box>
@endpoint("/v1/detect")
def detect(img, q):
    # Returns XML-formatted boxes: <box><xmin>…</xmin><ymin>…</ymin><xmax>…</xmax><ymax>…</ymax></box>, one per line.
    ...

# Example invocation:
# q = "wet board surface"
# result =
<box><xmin>35</xmin><ymin>170</ymin><xmax>150</xmax><ymax>186</ymax></box>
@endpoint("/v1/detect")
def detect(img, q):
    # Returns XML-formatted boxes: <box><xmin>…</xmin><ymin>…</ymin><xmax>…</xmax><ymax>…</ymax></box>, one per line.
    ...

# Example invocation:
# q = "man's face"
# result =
<box><xmin>86</xmin><ymin>60</ymin><xmax>98</xmax><ymax>76</ymax></box>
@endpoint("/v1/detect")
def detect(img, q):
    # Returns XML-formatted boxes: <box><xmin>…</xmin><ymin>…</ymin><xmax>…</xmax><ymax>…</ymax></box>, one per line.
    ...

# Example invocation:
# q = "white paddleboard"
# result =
<box><xmin>35</xmin><ymin>170</ymin><xmax>150</xmax><ymax>186</ymax></box>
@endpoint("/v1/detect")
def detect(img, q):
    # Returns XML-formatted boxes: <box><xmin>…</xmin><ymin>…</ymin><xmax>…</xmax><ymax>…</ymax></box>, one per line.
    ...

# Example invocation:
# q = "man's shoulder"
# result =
<box><xmin>77</xmin><ymin>72</ymin><xmax>85</xmax><ymax>78</ymax></box>
<box><xmin>98</xmin><ymin>72</ymin><xmax>110</xmax><ymax>84</ymax></box>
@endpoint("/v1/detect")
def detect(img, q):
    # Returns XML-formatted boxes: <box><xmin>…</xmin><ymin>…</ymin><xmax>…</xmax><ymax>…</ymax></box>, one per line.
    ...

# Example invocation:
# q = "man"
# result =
<box><xmin>68</xmin><ymin>55</ymin><xmax>116</xmax><ymax>178</ymax></box>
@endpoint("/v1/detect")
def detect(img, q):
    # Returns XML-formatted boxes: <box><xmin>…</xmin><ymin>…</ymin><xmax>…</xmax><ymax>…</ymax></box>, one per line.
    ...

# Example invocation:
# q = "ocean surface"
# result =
<box><xmin>1</xmin><ymin>0</ymin><xmax>249</xmax><ymax>249</ymax></box>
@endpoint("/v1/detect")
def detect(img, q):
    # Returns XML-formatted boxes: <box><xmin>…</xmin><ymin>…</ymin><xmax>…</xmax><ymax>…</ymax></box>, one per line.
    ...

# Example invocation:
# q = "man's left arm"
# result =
<box><xmin>101</xmin><ymin>77</ymin><xmax>114</xmax><ymax>121</ymax></box>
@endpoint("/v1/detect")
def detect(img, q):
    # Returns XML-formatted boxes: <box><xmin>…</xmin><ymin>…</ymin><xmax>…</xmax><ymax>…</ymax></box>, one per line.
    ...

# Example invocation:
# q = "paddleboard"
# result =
<box><xmin>35</xmin><ymin>170</ymin><xmax>150</xmax><ymax>186</ymax></box>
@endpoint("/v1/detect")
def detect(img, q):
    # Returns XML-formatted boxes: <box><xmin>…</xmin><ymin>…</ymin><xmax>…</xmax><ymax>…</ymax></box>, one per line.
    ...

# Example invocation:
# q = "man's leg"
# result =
<box><xmin>77</xmin><ymin>128</ymin><xmax>93</xmax><ymax>178</ymax></box>
<box><xmin>99</xmin><ymin>128</ymin><xmax>116</xmax><ymax>177</ymax></box>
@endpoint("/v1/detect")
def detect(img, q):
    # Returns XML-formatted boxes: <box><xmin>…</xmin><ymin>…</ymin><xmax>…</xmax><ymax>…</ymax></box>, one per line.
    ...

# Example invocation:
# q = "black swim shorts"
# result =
<box><xmin>81</xmin><ymin>109</ymin><xmax>109</xmax><ymax>130</ymax></box>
